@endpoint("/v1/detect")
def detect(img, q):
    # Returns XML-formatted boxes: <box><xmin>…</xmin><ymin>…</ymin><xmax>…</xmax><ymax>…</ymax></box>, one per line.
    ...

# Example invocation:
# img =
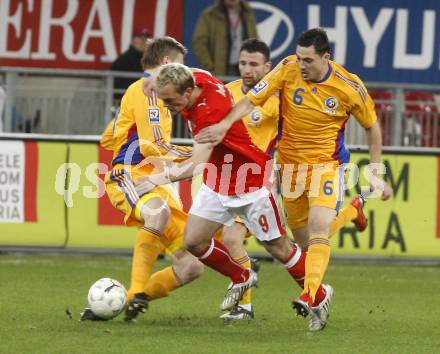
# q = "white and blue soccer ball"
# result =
<box><xmin>87</xmin><ymin>278</ymin><xmax>127</xmax><ymax>319</ymax></box>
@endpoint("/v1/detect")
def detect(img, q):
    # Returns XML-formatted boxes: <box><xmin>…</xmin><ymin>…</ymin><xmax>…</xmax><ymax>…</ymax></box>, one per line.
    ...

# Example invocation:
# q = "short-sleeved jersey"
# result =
<box><xmin>182</xmin><ymin>71</ymin><xmax>270</xmax><ymax>196</ymax></box>
<box><xmin>247</xmin><ymin>55</ymin><xmax>377</xmax><ymax>165</ymax></box>
<box><xmin>110</xmin><ymin>78</ymin><xmax>192</xmax><ymax>167</ymax></box>
<box><xmin>226</xmin><ymin>79</ymin><xmax>279</xmax><ymax>156</ymax></box>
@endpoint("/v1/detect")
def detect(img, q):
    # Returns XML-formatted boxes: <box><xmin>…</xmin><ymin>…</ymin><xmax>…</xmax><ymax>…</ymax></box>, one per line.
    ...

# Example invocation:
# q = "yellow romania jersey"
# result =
<box><xmin>108</xmin><ymin>78</ymin><xmax>192</xmax><ymax>166</ymax></box>
<box><xmin>226</xmin><ymin>79</ymin><xmax>279</xmax><ymax>155</ymax></box>
<box><xmin>100</xmin><ymin>118</ymin><xmax>115</xmax><ymax>150</ymax></box>
<box><xmin>247</xmin><ymin>55</ymin><xmax>377</xmax><ymax>165</ymax></box>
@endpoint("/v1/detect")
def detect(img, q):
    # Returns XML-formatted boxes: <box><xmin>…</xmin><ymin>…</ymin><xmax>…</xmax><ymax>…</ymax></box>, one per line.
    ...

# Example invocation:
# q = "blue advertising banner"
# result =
<box><xmin>183</xmin><ymin>0</ymin><xmax>440</xmax><ymax>84</ymax></box>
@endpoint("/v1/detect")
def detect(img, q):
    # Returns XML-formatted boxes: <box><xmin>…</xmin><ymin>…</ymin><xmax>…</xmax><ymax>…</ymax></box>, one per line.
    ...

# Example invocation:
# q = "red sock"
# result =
<box><xmin>285</xmin><ymin>244</ymin><xmax>326</xmax><ymax>305</ymax></box>
<box><xmin>313</xmin><ymin>285</ymin><xmax>326</xmax><ymax>306</ymax></box>
<box><xmin>285</xmin><ymin>244</ymin><xmax>306</xmax><ymax>287</ymax></box>
<box><xmin>195</xmin><ymin>239</ymin><xmax>249</xmax><ymax>284</ymax></box>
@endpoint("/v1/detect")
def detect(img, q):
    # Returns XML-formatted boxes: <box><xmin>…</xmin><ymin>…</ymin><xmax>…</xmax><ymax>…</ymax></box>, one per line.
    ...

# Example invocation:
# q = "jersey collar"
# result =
<box><xmin>311</xmin><ymin>63</ymin><xmax>332</xmax><ymax>84</ymax></box>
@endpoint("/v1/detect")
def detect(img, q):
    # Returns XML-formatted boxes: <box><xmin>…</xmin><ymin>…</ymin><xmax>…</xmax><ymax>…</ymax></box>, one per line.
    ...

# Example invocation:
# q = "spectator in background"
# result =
<box><xmin>111</xmin><ymin>28</ymin><xmax>152</xmax><ymax>100</ymax></box>
<box><xmin>192</xmin><ymin>0</ymin><xmax>258</xmax><ymax>76</ymax></box>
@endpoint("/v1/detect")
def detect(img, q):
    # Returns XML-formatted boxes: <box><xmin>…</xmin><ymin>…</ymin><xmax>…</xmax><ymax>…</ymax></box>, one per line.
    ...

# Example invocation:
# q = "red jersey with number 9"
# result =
<box><xmin>182</xmin><ymin>71</ymin><xmax>271</xmax><ymax>195</ymax></box>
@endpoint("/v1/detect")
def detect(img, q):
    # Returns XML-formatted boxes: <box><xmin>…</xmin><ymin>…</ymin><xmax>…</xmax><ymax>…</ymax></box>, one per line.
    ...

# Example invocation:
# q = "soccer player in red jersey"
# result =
<box><xmin>136</xmin><ymin>63</ymin><xmax>333</xmax><ymax>322</ymax></box>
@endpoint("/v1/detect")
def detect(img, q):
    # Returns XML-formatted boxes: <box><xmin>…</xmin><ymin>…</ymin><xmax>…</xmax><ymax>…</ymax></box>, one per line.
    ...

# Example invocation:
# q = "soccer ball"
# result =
<box><xmin>87</xmin><ymin>278</ymin><xmax>127</xmax><ymax>320</ymax></box>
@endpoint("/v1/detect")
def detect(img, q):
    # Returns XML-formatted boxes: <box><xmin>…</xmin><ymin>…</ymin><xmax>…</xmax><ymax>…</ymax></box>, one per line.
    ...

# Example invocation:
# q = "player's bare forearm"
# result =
<box><xmin>170</xmin><ymin>142</ymin><xmax>212</xmax><ymax>180</ymax></box>
<box><xmin>194</xmin><ymin>97</ymin><xmax>255</xmax><ymax>145</ymax></box>
<box><xmin>366</xmin><ymin>122</ymin><xmax>382</xmax><ymax>164</ymax></box>
<box><xmin>366</xmin><ymin>122</ymin><xmax>392</xmax><ymax>200</ymax></box>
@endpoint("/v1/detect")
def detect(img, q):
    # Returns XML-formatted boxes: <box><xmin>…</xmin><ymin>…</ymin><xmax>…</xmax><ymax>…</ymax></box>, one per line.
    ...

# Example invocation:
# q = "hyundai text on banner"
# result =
<box><xmin>184</xmin><ymin>0</ymin><xmax>440</xmax><ymax>84</ymax></box>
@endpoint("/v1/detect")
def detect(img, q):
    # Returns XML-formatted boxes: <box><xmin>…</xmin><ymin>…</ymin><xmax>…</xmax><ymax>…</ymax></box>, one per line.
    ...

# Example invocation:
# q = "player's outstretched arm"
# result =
<box><xmin>194</xmin><ymin>97</ymin><xmax>255</xmax><ymax>145</ymax></box>
<box><xmin>366</xmin><ymin>122</ymin><xmax>392</xmax><ymax>200</ymax></box>
<box><xmin>135</xmin><ymin>143</ymin><xmax>213</xmax><ymax>195</ymax></box>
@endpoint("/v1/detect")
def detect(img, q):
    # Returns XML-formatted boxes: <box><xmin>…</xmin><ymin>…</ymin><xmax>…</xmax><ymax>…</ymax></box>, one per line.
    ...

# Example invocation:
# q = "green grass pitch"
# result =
<box><xmin>1</xmin><ymin>254</ymin><xmax>439</xmax><ymax>354</ymax></box>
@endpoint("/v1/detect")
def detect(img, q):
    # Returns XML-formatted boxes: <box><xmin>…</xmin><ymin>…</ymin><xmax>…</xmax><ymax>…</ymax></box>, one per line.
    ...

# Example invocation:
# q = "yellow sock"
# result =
<box><xmin>304</xmin><ymin>234</ymin><xmax>330</xmax><ymax>302</ymax></box>
<box><xmin>144</xmin><ymin>266</ymin><xmax>181</xmax><ymax>300</ymax></box>
<box><xmin>128</xmin><ymin>228</ymin><xmax>163</xmax><ymax>300</ymax></box>
<box><xmin>235</xmin><ymin>254</ymin><xmax>252</xmax><ymax>306</ymax></box>
<box><xmin>328</xmin><ymin>205</ymin><xmax>357</xmax><ymax>238</ymax></box>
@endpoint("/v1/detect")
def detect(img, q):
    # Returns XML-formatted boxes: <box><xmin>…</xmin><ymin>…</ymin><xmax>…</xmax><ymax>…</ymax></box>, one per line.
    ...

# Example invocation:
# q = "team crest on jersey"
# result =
<box><xmin>324</xmin><ymin>96</ymin><xmax>339</xmax><ymax>110</ymax></box>
<box><xmin>251</xmin><ymin>80</ymin><xmax>268</xmax><ymax>95</ymax></box>
<box><xmin>148</xmin><ymin>108</ymin><xmax>160</xmax><ymax>125</ymax></box>
<box><xmin>323</xmin><ymin>96</ymin><xmax>339</xmax><ymax>115</ymax></box>
<box><xmin>250</xmin><ymin>109</ymin><xmax>263</xmax><ymax>124</ymax></box>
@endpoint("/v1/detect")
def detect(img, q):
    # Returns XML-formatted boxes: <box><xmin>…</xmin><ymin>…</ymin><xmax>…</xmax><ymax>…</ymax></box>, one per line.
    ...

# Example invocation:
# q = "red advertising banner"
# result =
<box><xmin>0</xmin><ymin>0</ymin><xmax>183</xmax><ymax>70</ymax></box>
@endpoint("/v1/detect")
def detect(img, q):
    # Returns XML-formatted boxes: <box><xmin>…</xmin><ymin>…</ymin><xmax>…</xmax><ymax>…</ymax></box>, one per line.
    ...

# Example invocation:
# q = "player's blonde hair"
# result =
<box><xmin>156</xmin><ymin>63</ymin><xmax>194</xmax><ymax>94</ymax></box>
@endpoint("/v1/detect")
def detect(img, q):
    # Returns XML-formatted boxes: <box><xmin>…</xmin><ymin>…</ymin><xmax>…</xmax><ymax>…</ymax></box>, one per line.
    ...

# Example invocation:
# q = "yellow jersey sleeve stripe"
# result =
<box><xmin>153</xmin><ymin>127</ymin><xmax>192</xmax><ymax>157</ymax></box>
<box><xmin>335</xmin><ymin>71</ymin><xmax>367</xmax><ymax>103</ymax></box>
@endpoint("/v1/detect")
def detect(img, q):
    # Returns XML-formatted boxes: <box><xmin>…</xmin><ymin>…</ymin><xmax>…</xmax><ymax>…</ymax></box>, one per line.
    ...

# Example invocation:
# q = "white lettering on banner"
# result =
<box><xmin>0</xmin><ymin>0</ymin><xmax>32</xmax><ymax>58</ymax></box>
<box><xmin>251</xmin><ymin>3</ymin><xmax>439</xmax><ymax>74</ymax></box>
<box><xmin>154</xmin><ymin>0</ymin><xmax>169</xmax><ymax>37</ymax></box>
<box><xmin>120</xmin><ymin>0</ymin><xmax>135</xmax><ymax>52</ymax></box>
<box><xmin>308</xmin><ymin>5</ymin><xmax>347</xmax><ymax>65</ymax></box>
<box><xmin>71</xmin><ymin>0</ymin><xmax>117</xmax><ymax>62</ymax></box>
<box><xmin>0</xmin><ymin>141</ymin><xmax>24</xmax><ymax>223</ymax></box>
<box><xmin>0</xmin><ymin>0</ymin><xmax>172</xmax><ymax>66</ymax></box>
<box><xmin>250</xmin><ymin>2</ymin><xmax>294</xmax><ymax>59</ymax></box>
<box><xmin>31</xmin><ymin>0</ymin><xmax>78</xmax><ymax>60</ymax></box>
<box><xmin>393</xmin><ymin>9</ymin><xmax>436</xmax><ymax>70</ymax></box>
<box><xmin>350</xmin><ymin>7</ymin><xmax>394</xmax><ymax>68</ymax></box>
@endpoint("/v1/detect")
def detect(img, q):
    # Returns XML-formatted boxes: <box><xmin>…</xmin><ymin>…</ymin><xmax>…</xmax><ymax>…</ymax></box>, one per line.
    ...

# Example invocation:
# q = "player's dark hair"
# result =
<box><xmin>297</xmin><ymin>28</ymin><xmax>330</xmax><ymax>56</ymax></box>
<box><xmin>141</xmin><ymin>36</ymin><xmax>187</xmax><ymax>70</ymax></box>
<box><xmin>240</xmin><ymin>38</ymin><xmax>271</xmax><ymax>62</ymax></box>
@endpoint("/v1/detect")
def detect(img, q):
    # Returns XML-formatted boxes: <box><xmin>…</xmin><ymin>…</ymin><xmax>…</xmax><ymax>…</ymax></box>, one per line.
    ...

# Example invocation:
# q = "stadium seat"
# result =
<box><xmin>369</xmin><ymin>90</ymin><xmax>393</xmax><ymax>145</ymax></box>
<box><xmin>404</xmin><ymin>91</ymin><xmax>439</xmax><ymax>147</ymax></box>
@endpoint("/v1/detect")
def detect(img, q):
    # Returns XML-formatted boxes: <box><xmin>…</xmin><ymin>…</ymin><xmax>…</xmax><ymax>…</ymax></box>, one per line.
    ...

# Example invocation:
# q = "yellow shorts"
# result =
<box><xmin>281</xmin><ymin>164</ymin><xmax>345</xmax><ymax>229</ymax></box>
<box><xmin>105</xmin><ymin>164</ymin><xmax>187</xmax><ymax>254</ymax></box>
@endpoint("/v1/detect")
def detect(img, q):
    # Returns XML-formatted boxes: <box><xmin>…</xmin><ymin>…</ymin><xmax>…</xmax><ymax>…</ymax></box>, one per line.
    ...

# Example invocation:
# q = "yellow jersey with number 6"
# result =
<box><xmin>247</xmin><ymin>55</ymin><xmax>377</xmax><ymax>166</ymax></box>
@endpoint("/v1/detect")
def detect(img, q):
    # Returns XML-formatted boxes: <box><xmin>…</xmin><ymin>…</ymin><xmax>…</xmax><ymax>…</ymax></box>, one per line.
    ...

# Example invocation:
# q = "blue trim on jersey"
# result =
<box><xmin>333</xmin><ymin>125</ymin><xmax>350</xmax><ymax>164</ymax></box>
<box><xmin>335</xmin><ymin>165</ymin><xmax>345</xmax><ymax>212</ymax></box>
<box><xmin>112</xmin><ymin>132</ymin><xmax>143</xmax><ymax>165</ymax></box>
<box><xmin>312</xmin><ymin>63</ymin><xmax>332</xmax><ymax>84</ymax></box>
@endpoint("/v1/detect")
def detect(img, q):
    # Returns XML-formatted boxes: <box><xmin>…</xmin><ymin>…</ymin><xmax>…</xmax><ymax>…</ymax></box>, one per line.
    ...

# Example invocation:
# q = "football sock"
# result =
<box><xmin>285</xmin><ymin>243</ymin><xmax>306</xmax><ymax>288</ymax></box>
<box><xmin>285</xmin><ymin>244</ymin><xmax>327</xmax><ymax>304</ymax></box>
<box><xmin>312</xmin><ymin>284</ymin><xmax>327</xmax><ymax>307</ymax></box>
<box><xmin>127</xmin><ymin>228</ymin><xmax>163</xmax><ymax>299</ymax></box>
<box><xmin>144</xmin><ymin>266</ymin><xmax>180</xmax><ymax>300</ymax></box>
<box><xmin>304</xmin><ymin>234</ymin><xmax>330</xmax><ymax>303</ymax></box>
<box><xmin>328</xmin><ymin>205</ymin><xmax>357</xmax><ymax>238</ymax></box>
<box><xmin>234</xmin><ymin>254</ymin><xmax>252</xmax><ymax>306</ymax></box>
<box><xmin>195</xmin><ymin>239</ymin><xmax>249</xmax><ymax>284</ymax></box>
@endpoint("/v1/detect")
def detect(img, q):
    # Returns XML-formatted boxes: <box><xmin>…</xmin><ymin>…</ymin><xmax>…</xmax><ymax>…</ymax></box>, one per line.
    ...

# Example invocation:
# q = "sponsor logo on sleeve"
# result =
<box><xmin>148</xmin><ymin>108</ymin><xmax>160</xmax><ymax>125</ymax></box>
<box><xmin>251</xmin><ymin>80</ymin><xmax>268</xmax><ymax>95</ymax></box>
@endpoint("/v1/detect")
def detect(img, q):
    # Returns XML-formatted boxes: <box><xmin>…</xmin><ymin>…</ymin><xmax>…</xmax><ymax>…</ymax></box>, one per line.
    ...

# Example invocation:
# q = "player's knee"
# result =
<box><xmin>261</xmin><ymin>237</ymin><xmax>291</xmax><ymax>262</ymax></box>
<box><xmin>308</xmin><ymin>215</ymin><xmax>331</xmax><ymax>235</ymax></box>
<box><xmin>175</xmin><ymin>258</ymin><xmax>204</xmax><ymax>284</ymax></box>
<box><xmin>183</xmin><ymin>232</ymin><xmax>203</xmax><ymax>254</ymax></box>
<box><xmin>222</xmin><ymin>223</ymin><xmax>246</xmax><ymax>252</ymax></box>
<box><xmin>222</xmin><ymin>231</ymin><xmax>238</xmax><ymax>249</ymax></box>
<box><xmin>141</xmin><ymin>200</ymin><xmax>171</xmax><ymax>234</ymax></box>
<box><xmin>184</xmin><ymin>259</ymin><xmax>204</xmax><ymax>282</ymax></box>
